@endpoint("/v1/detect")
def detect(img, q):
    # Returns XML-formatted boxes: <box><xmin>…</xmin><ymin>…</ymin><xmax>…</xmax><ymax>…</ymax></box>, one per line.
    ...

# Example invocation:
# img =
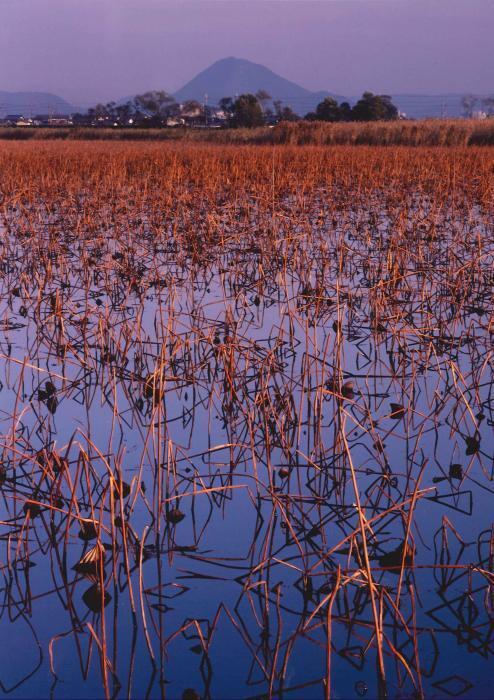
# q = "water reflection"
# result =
<box><xmin>0</xmin><ymin>151</ymin><xmax>493</xmax><ymax>699</ymax></box>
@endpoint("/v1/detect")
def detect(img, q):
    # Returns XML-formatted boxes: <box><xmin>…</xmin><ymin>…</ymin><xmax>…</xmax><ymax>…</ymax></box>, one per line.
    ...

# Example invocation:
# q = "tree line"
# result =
<box><xmin>225</xmin><ymin>91</ymin><xmax>400</xmax><ymax>126</ymax></box>
<box><xmin>73</xmin><ymin>89</ymin><xmax>401</xmax><ymax>128</ymax></box>
<box><xmin>72</xmin><ymin>91</ymin><xmax>206</xmax><ymax>127</ymax></box>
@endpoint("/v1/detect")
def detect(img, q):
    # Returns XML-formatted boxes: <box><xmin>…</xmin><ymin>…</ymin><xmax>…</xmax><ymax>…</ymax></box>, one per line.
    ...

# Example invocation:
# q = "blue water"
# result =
<box><xmin>0</xmin><ymin>194</ymin><xmax>493</xmax><ymax>699</ymax></box>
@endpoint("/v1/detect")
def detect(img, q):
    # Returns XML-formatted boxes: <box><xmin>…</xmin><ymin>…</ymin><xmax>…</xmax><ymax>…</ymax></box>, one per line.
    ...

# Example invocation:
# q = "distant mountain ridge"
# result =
<box><xmin>0</xmin><ymin>91</ymin><xmax>76</xmax><ymax>118</ymax></box>
<box><xmin>173</xmin><ymin>58</ymin><xmax>480</xmax><ymax>119</ymax></box>
<box><xmin>174</xmin><ymin>57</ymin><xmax>344</xmax><ymax>115</ymax></box>
<box><xmin>2</xmin><ymin>60</ymin><xmax>486</xmax><ymax>121</ymax></box>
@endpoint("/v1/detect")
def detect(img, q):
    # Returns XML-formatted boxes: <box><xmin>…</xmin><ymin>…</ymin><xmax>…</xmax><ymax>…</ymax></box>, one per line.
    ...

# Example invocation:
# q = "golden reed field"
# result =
<box><xmin>0</xmin><ymin>141</ymin><xmax>493</xmax><ymax>699</ymax></box>
<box><xmin>2</xmin><ymin>118</ymin><xmax>494</xmax><ymax>146</ymax></box>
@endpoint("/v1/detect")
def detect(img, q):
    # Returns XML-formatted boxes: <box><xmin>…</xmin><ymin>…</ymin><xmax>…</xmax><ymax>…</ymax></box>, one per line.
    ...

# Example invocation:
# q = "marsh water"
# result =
<box><xmin>1</xmin><ymin>181</ymin><xmax>493</xmax><ymax>700</ymax></box>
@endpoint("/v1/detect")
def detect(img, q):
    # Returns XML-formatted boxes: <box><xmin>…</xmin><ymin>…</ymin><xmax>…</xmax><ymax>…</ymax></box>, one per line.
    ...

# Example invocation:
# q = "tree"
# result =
<box><xmin>352</xmin><ymin>92</ymin><xmax>398</xmax><ymax>121</ymax></box>
<box><xmin>133</xmin><ymin>91</ymin><xmax>177</xmax><ymax>119</ymax></box>
<box><xmin>339</xmin><ymin>101</ymin><xmax>353</xmax><ymax>121</ymax></box>
<box><xmin>273</xmin><ymin>100</ymin><xmax>299</xmax><ymax>122</ymax></box>
<box><xmin>72</xmin><ymin>112</ymin><xmax>89</xmax><ymax>126</ymax></box>
<box><xmin>114</xmin><ymin>101</ymin><xmax>134</xmax><ymax>124</ymax></box>
<box><xmin>303</xmin><ymin>93</ymin><xmax>398</xmax><ymax>123</ymax></box>
<box><xmin>219</xmin><ymin>97</ymin><xmax>234</xmax><ymax>114</ymax></box>
<box><xmin>181</xmin><ymin>100</ymin><xmax>202</xmax><ymax>115</ymax></box>
<box><xmin>255</xmin><ymin>89</ymin><xmax>272</xmax><ymax>114</ymax></box>
<box><xmin>461</xmin><ymin>95</ymin><xmax>478</xmax><ymax>118</ymax></box>
<box><xmin>218</xmin><ymin>97</ymin><xmax>235</xmax><ymax>124</ymax></box>
<box><xmin>305</xmin><ymin>97</ymin><xmax>349</xmax><ymax>122</ymax></box>
<box><xmin>315</xmin><ymin>97</ymin><xmax>342</xmax><ymax>122</ymax></box>
<box><xmin>86</xmin><ymin>103</ymin><xmax>114</xmax><ymax>125</ymax></box>
<box><xmin>230</xmin><ymin>94</ymin><xmax>265</xmax><ymax>128</ymax></box>
<box><xmin>278</xmin><ymin>106</ymin><xmax>300</xmax><ymax>122</ymax></box>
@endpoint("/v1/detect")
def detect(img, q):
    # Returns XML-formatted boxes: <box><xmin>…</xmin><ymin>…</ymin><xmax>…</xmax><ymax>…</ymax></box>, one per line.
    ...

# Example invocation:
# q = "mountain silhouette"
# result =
<box><xmin>2</xmin><ymin>60</ymin><xmax>477</xmax><ymax>121</ymax></box>
<box><xmin>174</xmin><ymin>57</ymin><xmax>343</xmax><ymax>115</ymax></box>
<box><xmin>0</xmin><ymin>91</ymin><xmax>76</xmax><ymax>118</ymax></box>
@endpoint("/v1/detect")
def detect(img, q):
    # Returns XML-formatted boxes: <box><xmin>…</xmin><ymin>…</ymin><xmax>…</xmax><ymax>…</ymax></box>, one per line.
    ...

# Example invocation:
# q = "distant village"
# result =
<box><xmin>1</xmin><ymin>89</ymin><xmax>492</xmax><ymax>129</ymax></box>
<box><xmin>0</xmin><ymin>91</ymin><xmax>267</xmax><ymax>129</ymax></box>
<box><xmin>0</xmin><ymin>110</ymin><xmax>231</xmax><ymax>128</ymax></box>
<box><xmin>0</xmin><ymin>90</ymin><xmax>403</xmax><ymax>129</ymax></box>
<box><xmin>0</xmin><ymin>102</ymin><xmax>230</xmax><ymax>129</ymax></box>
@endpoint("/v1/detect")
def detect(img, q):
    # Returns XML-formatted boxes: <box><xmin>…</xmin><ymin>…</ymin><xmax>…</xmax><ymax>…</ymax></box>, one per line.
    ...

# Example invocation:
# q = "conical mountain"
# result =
<box><xmin>174</xmin><ymin>57</ymin><xmax>343</xmax><ymax>115</ymax></box>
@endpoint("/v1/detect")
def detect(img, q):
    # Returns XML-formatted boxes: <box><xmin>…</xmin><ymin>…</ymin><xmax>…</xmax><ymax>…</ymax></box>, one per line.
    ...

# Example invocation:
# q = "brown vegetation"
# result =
<box><xmin>2</xmin><ymin>117</ymin><xmax>494</xmax><ymax>146</ymax></box>
<box><xmin>0</xmin><ymin>142</ymin><xmax>493</xmax><ymax>698</ymax></box>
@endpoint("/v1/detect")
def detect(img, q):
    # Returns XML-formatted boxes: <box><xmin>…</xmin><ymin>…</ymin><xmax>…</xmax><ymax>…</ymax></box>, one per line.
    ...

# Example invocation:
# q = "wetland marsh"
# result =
<box><xmin>0</xmin><ymin>142</ymin><xmax>493</xmax><ymax>699</ymax></box>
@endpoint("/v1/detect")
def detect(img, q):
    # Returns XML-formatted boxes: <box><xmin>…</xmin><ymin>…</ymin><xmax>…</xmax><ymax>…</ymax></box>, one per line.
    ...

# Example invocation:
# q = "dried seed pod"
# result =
<box><xmin>73</xmin><ymin>543</ymin><xmax>106</xmax><ymax>577</ymax></box>
<box><xmin>112</xmin><ymin>480</ymin><xmax>131</xmax><ymax>499</ymax></box>
<box><xmin>389</xmin><ymin>403</ymin><xmax>405</xmax><ymax>419</ymax></box>
<box><xmin>182</xmin><ymin>690</ymin><xmax>201</xmax><ymax>700</ymax></box>
<box><xmin>449</xmin><ymin>463</ymin><xmax>463</xmax><ymax>480</ymax></box>
<box><xmin>78</xmin><ymin>521</ymin><xmax>99</xmax><ymax>541</ymax></box>
<box><xmin>82</xmin><ymin>584</ymin><xmax>111</xmax><ymax>613</ymax></box>
<box><xmin>325</xmin><ymin>377</ymin><xmax>338</xmax><ymax>392</ymax></box>
<box><xmin>167</xmin><ymin>508</ymin><xmax>185</xmax><ymax>524</ymax></box>
<box><xmin>46</xmin><ymin>396</ymin><xmax>58</xmax><ymax>414</ymax></box>
<box><xmin>341</xmin><ymin>381</ymin><xmax>354</xmax><ymax>399</ymax></box>
<box><xmin>465</xmin><ymin>435</ymin><xmax>480</xmax><ymax>456</ymax></box>
<box><xmin>379</xmin><ymin>541</ymin><xmax>414</xmax><ymax>570</ymax></box>
<box><xmin>45</xmin><ymin>381</ymin><xmax>56</xmax><ymax>396</ymax></box>
<box><xmin>23</xmin><ymin>501</ymin><xmax>42</xmax><ymax>518</ymax></box>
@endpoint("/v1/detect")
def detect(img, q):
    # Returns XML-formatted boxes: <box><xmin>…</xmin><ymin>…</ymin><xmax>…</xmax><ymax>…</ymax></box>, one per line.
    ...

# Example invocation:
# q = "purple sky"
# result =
<box><xmin>0</xmin><ymin>0</ymin><xmax>492</xmax><ymax>105</ymax></box>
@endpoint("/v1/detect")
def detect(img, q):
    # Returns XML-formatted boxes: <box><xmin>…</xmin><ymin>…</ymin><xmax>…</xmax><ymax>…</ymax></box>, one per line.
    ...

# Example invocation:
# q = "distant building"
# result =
<box><xmin>208</xmin><ymin>107</ymin><xmax>228</xmax><ymax>125</ymax></box>
<box><xmin>166</xmin><ymin>116</ymin><xmax>185</xmax><ymax>127</ymax></box>
<box><xmin>34</xmin><ymin>114</ymin><xmax>73</xmax><ymax>126</ymax></box>
<box><xmin>4</xmin><ymin>114</ymin><xmax>26</xmax><ymax>126</ymax></box>
<box><xmin>194</xmin><ymin>107</ymin><xmax>228</xmax><ymax>128</ymax></box>
<box><xmin>472</xmin><ymin>110</ymin><xmax>488</xmax><ymax>120</ymax></box>
<box><xmin>179</xmin><ymin>103</ymin><xmax>203</xmax><ymax>126</ymax></box>
<box><xmin>180</xmin><ymin>103</ymin><xmax>202</xmax><ymax>120</ymax></box>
